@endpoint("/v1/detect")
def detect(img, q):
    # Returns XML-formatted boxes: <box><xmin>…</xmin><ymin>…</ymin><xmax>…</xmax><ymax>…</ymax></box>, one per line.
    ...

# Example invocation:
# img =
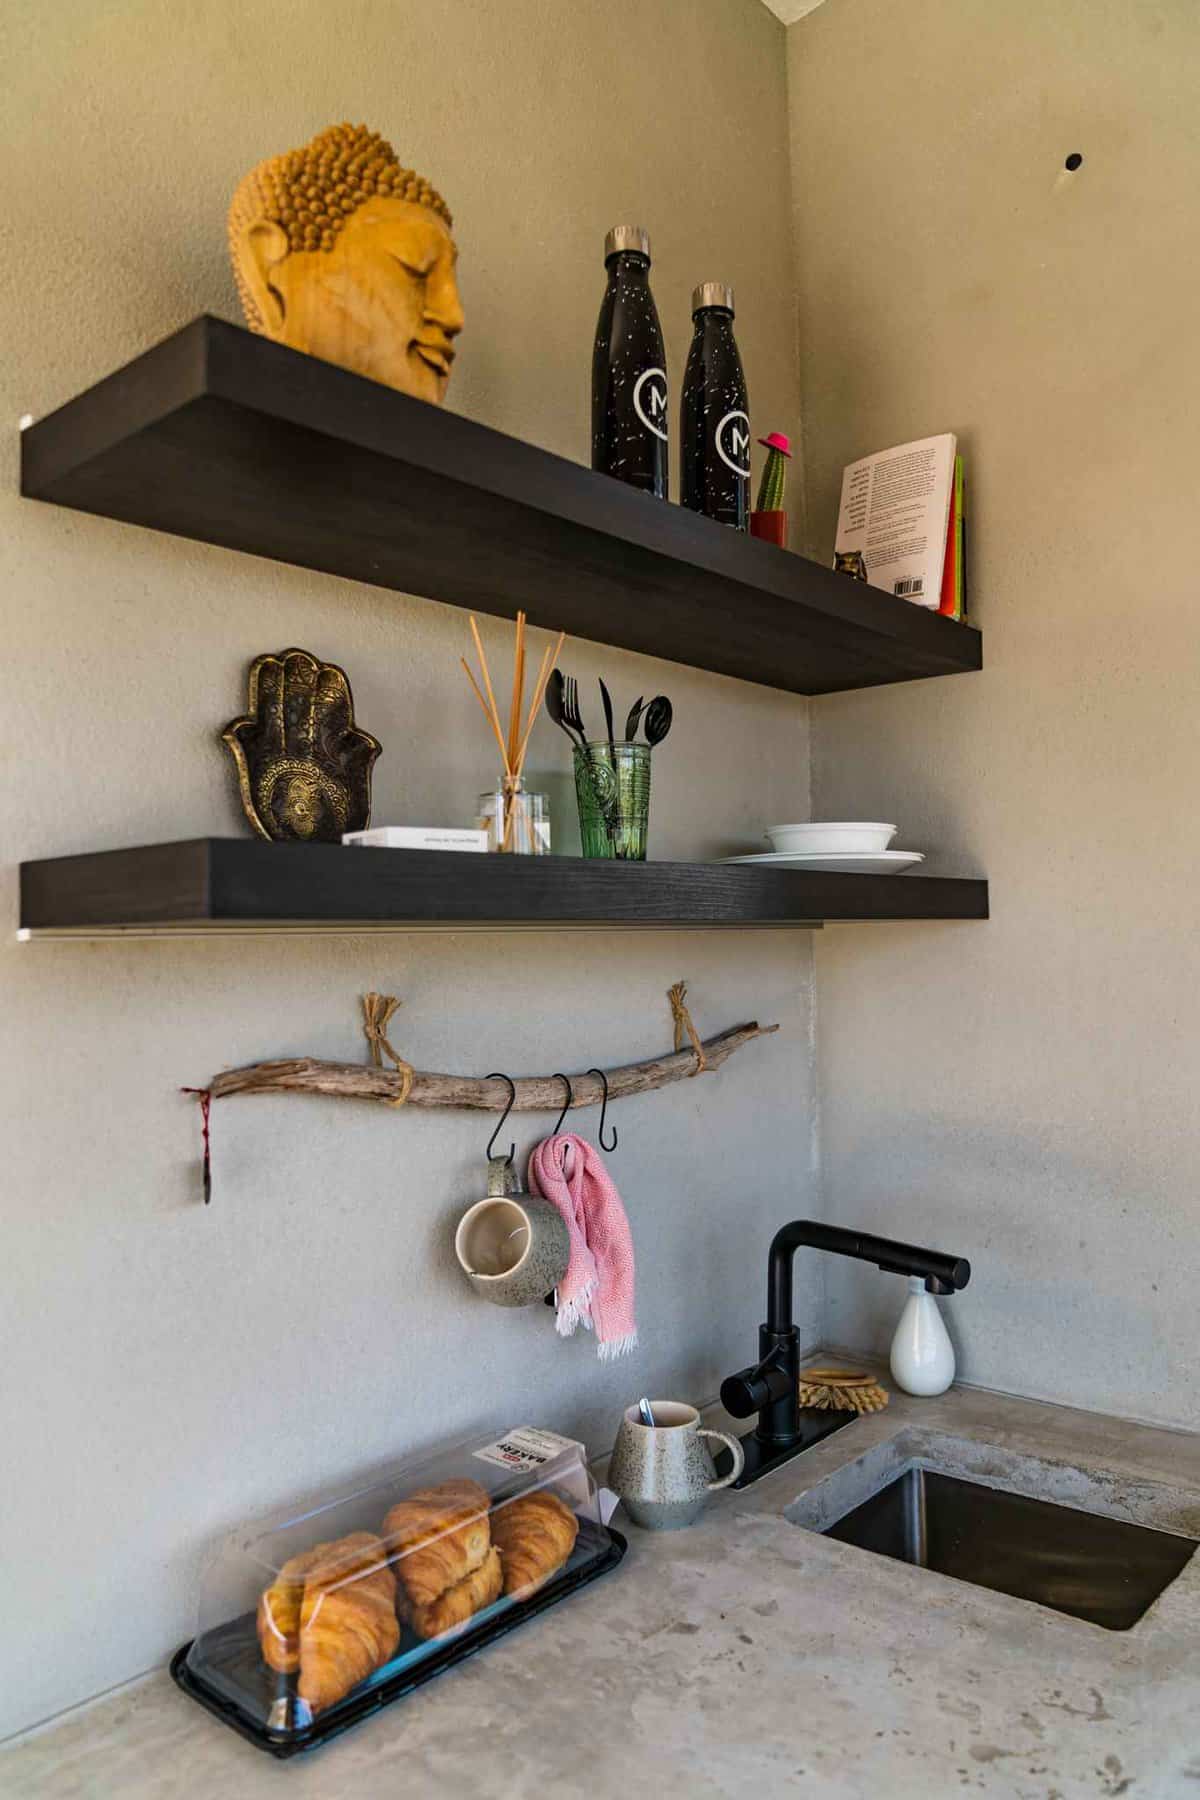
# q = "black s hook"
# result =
<box><xmin>551</xmin><ymin>1073</ymin><xmax>573</xmax><ymax>1137</ymax></box>
<box><xmin>587</xmin><ymin>1067</ymin><xmax>618</xmax><ymax>1153</ymax></box>
<box><xmin>485</xmin><ymin>1073</ymin><xmax>517</xmax><ymax>1166</ymax></box>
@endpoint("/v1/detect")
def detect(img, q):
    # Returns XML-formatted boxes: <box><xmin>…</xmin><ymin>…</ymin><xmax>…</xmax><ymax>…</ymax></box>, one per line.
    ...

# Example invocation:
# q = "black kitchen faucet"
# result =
<box><xmin>717</xmin><ymin>1220</ymin><xmax>971</xmax><ymax>1487</ymax></box>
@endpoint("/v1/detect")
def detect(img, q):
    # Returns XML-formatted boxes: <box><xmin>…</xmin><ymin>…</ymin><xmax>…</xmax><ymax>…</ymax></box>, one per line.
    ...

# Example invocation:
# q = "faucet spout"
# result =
<box><xmin>767</xmin><ymin>1220</ymin><xmax>970</xmax><ymax>1333</ymax></box>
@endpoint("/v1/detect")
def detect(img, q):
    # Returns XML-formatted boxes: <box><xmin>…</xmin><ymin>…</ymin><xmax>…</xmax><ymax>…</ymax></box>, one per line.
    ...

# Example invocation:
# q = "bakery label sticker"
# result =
<box><xmin>474</xmin><ymin>1426</ymin><xmax>581</xmax><ymax>1473</ymax></box>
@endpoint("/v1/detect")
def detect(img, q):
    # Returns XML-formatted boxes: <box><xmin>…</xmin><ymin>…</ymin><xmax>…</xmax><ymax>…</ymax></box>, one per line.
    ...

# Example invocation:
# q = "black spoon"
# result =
<box><xmin>643</xmin><ymin>695</ymin><xmax>673</xmax><ymax>748</ymax></box>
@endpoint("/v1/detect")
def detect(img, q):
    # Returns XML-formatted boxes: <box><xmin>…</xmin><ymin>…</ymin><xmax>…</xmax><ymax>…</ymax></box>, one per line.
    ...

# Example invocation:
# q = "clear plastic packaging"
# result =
<box><xmin>173</xmin><ymin>1426</ymin><xmax>623</xmax><ymax>1756</ymax></box>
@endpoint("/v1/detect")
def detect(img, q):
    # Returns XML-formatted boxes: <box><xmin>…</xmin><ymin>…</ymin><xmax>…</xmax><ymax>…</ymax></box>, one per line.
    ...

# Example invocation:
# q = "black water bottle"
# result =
<box><xmin>681</xmin><ymin>282</ymin><xmax>750</xmax><ymax>529</ymax></box>
<box><xmin>591</xmin><ymin>226</ymin><xmax>668</xmax><ymax>497</ymax></box>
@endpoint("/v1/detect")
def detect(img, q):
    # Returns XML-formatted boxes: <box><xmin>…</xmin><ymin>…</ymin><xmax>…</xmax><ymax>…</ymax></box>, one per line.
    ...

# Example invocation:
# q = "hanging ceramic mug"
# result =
<box><xmin>455</xmin><ymin>1155</ymin><xmax>570</xmax><ymax>1307</ymax></box>
<box><xmin>608</xmin><ymin>1401</ymin><xmax>745</xmax><ymax>1530</ymax></box>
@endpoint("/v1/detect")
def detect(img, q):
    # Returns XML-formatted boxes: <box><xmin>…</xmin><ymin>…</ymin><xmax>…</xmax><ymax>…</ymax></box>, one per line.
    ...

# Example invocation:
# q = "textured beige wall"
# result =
<box><xmin>789</xmin><ymin>0</ymin><xmax>1200</xmax><ymax>1425</ymax></box>
<box><xmin>0</xmin><ymin>0</ymin><xmax>812</xmax><ymax>1736</ymax></box>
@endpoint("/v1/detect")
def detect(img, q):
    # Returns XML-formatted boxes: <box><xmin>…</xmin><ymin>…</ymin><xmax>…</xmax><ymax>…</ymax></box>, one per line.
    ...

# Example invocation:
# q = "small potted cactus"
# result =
<box><xmin>750</xmin><ymin>431</ymin><xmax>792</xmax><ymax>547</ymax></box>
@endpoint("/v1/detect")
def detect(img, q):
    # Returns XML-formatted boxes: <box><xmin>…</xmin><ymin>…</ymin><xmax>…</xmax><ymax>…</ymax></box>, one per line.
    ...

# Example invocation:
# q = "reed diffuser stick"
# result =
<box><xmin>469</xmin><ymin>616</ymin><xmax>506</xmax><ymax>754</ymax></box>
<box><xmin>506</xmin><ymin>611</ymin><xmax>527</xmax><ymax>771</ymax></box>
<box><xmin>459</xmin><ymin>657</ymin><xmax>509</xmax><ymax>766</ymax></box>
<box><xmin>514</xmin><ymin>631</ymin><xmax>566</xmax><ymax>773</ymax></box>
<box><xmin>501</xmin><ymin>620</ymin><xmax>536</xmax><ymax>850</ymax></box>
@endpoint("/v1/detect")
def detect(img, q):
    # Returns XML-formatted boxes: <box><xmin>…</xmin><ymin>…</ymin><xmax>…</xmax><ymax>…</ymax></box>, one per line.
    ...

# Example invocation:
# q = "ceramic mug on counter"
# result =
<box><xmin>608</xmin><ymin>1402</ymin><xmax>745</xmax><ymax>1530</ymax></box>
<box><xmin>454</xmin><ymin>1159</ymin><xmax>570</xmax><ymax>1307</ymax></box>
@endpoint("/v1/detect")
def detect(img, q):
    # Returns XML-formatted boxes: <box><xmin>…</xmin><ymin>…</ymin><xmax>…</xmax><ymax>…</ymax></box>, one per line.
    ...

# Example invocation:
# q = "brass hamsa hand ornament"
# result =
<box><xmin>228</xmin><ymin>122</ymin><xmax>463</xmax><ymax>403</ymax></box>
<box><xmin>222</xmin><ymin>648</ymin><xmax>381</xmax><ymax>842</ymax></box>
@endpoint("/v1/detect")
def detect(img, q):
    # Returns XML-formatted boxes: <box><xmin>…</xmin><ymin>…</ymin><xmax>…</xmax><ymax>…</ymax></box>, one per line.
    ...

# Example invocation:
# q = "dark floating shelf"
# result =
<box><xmin>17</xmin><ymin>840</ymin><xmax>989</xmax><ymax>937</ymax></box>
<box><xmin>20</xmin><ymin>317</ymin><xmax>981</xmax><ymax>698</ymax></box>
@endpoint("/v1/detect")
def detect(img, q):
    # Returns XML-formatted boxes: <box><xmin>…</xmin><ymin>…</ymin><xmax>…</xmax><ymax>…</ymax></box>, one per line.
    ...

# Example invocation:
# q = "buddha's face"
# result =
<box><xmin>239</xmin><ymin>198</ymin><xmax>464</xmax><ymax>403</ymax></box>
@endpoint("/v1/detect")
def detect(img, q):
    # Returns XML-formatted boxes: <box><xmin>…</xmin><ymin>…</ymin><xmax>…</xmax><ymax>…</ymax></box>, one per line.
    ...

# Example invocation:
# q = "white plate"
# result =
<box><xmin>718</xmin><ymin>850</ymin><xmax>925</xmax><ymax>874</ymax></box>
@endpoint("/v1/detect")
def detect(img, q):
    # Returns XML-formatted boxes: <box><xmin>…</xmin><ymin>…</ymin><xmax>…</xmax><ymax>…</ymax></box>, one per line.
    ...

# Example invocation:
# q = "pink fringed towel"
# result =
<box><xmin>528</xmin><ymin>1133</ymin><xmax>638</xmax><ymax>1359</ymax></box>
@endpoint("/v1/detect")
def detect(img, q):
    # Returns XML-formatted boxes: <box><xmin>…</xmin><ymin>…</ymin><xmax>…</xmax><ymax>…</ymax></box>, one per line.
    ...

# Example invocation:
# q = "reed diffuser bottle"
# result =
<box><xmin>461</xmin><ymin>611</ymin><xmax>564</xmax><ymax>854</ymax></box>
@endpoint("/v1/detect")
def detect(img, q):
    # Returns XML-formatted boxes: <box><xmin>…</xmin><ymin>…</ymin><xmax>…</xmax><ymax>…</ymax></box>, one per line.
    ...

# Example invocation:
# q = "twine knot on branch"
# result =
<box><xmin>362</xmin><ymin>992</ymin><xmax>415</xmax><ymax>1107</ymax></box>
<box><xmin>667</xmin><ymin>981</ymin><xmax>708</xmax><ymax>1076</ymax></box>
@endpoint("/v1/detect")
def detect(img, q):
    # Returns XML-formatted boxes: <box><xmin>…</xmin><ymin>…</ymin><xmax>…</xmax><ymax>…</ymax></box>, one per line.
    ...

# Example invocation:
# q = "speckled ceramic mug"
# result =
<box><xmin>608</xmin><ymin>1402</ymin><xmax>745</xmax><ymax>1530</ymax></box>
<box><xmin>454</xmin><ymin>1165</ymin><xmax>570</xmax><ymax>1308</ymax></box>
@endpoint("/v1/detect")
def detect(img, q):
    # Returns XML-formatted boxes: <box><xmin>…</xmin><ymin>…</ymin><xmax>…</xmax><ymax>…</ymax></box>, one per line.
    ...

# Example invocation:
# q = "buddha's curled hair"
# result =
<box><xmin>229</xmin><ymin>122</ymin><xmax>452</xmax><ymax>329</ymax></box>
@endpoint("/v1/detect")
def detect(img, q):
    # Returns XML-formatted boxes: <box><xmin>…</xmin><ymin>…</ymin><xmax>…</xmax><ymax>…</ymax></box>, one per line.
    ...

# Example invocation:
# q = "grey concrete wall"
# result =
<box><xmin>0</xmin><ymin>0</ymin><xmax>815</xmax><ymax>1736</ymax></box>
<box><xmin>788</xmin><ymin>0</ymin><xmax>1200</xmax><ymax>1427</ymax></box>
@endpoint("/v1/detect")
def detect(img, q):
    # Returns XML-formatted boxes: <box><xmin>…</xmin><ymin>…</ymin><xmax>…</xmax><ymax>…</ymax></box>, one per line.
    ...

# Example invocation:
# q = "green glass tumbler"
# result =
<box><xmin>573</xmin><ymin>742</ymin><xmax>652</xmax><ymax>860</ymax></box>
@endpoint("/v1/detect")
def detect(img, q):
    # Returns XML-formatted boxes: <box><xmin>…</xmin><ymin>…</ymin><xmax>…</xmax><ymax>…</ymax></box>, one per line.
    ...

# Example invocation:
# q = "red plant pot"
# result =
<box><xmin>750</xmin><ymin>510</ymin><xmax>788</xmax><ymax>547</ymax></box>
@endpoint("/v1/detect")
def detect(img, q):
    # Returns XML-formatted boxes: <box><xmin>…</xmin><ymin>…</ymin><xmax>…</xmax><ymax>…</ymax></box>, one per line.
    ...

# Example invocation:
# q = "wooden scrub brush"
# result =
<box><xmin>798</xmin><ymin>1368</ymin><xmax>889</xmax><ymax>1414</ymax></box>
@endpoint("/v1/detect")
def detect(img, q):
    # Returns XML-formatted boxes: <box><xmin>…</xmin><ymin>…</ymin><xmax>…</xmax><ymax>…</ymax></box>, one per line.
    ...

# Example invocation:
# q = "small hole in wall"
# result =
<box><xmin>1064</xmin><ymin>152</ymin><xmax>1084</xmax><ymax>171</ymax></box>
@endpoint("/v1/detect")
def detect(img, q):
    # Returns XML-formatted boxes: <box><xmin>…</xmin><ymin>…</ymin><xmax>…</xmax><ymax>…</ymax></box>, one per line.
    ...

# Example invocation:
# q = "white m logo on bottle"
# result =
<box><xmin>716</xmin><ymin>409</ymin><xmax>751</xmax><ymax>477</ymax></box>
<box><xmin>633</xmin><ymin>368</ymin><xmax>669</xmax><ymax>441</ymax></box>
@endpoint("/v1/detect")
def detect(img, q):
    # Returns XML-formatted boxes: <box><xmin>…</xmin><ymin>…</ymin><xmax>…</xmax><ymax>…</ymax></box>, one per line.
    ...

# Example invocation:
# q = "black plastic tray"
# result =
<box><xmin>171</xmin><ymin>1520</ymin><xmax>627</xmax><ymax>1759</ymax></box>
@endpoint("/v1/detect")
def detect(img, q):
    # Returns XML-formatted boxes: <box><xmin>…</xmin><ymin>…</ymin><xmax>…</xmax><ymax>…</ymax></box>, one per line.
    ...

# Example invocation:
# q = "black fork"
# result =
<box><xmin>562</xmin><ymin>675</ymin><xmax>588</xmax><ymax>745</ymax></box>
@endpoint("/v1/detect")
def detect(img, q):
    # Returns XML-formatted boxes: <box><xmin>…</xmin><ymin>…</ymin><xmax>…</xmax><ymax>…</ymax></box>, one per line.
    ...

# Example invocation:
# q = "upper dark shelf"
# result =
<box><xmin>20</xmin><ymin>316</ymin><xmax>981</xmax><ymax>698</ymax></box>
<box><xmin>18</xmin><ymin>839</ymin><xmax>988</xmax><ymax>937</ymax></box>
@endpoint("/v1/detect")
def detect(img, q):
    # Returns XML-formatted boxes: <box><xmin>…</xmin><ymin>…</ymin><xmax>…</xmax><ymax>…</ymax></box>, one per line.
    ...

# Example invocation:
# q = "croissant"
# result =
<box><xmin>490</xmin><ymin>1490</ymin><xmax>579</xmax><ymax>1597</ymax></box>
<box><xmin>257</xmin><ymin>1544</ymin><xmax>325</xmax><ymax>1674</ymax></box>
<box><xmin>401</xmin><ymin>1544</ymin><xmax>503</xmax><ymax>1640</ymax></box>
<box><xmin>295</xmin><ymin>1532</ymin><xmax>400</xmax><ymax>1715</ymax></box>
<box><xmin>381</xmin><ymin>1478</ymin><xmax>491</xmax><ymax>1611</ymax></box>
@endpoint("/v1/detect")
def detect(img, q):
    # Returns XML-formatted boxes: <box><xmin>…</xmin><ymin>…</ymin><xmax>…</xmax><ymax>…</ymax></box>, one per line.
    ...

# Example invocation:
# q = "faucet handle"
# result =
<box><xmin>720</xmin><ymin>1357</ymin><xmax>794</xmax><ymax>1420</ymax></box>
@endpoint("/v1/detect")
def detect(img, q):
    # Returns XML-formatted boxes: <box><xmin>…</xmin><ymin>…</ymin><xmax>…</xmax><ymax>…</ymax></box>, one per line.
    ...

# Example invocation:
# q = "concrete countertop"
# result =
<box><xmin>7</xmin><ymin>1380</ymin><xmax>1200</xmax><ymax>1798</ymax></box>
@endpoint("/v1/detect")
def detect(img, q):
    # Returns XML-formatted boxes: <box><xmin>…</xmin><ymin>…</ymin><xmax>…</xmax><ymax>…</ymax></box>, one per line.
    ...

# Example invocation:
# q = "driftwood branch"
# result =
<box><xmin>204</xmin><ymin>1020</ymin><xmax>779</xmax><ymax>1115</ymax></box>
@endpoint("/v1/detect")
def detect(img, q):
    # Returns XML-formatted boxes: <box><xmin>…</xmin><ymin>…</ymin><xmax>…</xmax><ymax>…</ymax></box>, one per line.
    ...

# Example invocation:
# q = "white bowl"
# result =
<box><xmin>765</xmin><ymin>821</ymin><xmax>897</xmax><ymax>855</ymax></box>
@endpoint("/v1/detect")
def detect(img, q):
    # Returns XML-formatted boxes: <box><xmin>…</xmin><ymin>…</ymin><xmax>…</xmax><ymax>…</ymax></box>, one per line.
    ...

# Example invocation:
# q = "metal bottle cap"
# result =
<box><xmin>692</xmin><ymin>281</ymin><xmax>735</xmax><ymax>315</ymax></box>
<box><xmin>605</xmin><ymin>225</ymin><xmax>651</xmax><ymax>260</ymax></box>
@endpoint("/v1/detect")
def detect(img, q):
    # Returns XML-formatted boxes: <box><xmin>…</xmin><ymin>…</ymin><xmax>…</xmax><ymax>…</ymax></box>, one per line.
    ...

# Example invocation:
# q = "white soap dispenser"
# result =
<box><xmin>890</xmin><ymin>1275</ymin><xmax>956</xmax><ymax>1396</ymax></box>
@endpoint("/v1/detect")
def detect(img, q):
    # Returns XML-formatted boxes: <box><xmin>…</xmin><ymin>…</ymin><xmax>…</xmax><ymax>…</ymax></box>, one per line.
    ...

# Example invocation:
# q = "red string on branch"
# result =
<box><xmin>180</xmin><ymin>1088</ymin><xmax>213</xmax><ymax>1203</ymax></box>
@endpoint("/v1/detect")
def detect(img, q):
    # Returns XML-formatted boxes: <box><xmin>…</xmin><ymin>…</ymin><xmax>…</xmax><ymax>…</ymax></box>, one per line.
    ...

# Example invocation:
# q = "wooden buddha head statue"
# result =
<box><xmin>229</xmin><ymin>123</ymin><xmax>463</xmax><ymax>403</ymax></box>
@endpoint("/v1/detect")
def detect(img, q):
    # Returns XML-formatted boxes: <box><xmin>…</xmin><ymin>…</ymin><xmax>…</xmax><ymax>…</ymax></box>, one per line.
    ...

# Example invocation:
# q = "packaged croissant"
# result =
<box><xmin>173</xmin><ymin>1424</ymin><xmax>624</xmax><ymax>1755</ymax></box>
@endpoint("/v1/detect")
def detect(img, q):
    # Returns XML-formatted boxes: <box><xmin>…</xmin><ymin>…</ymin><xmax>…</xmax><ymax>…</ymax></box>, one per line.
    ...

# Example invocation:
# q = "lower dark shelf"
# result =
<box><xmin>17</xmin><ymin>840</ymin><xmax>989</xmax><ymax>936</ymax></box>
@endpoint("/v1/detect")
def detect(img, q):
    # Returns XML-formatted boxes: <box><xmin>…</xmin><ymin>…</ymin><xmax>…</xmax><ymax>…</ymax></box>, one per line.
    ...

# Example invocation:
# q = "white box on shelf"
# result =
<box><xmin>343</xmin><ymin>827</ymin><xmax>489</xmax><ymax>852</ymax></box>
